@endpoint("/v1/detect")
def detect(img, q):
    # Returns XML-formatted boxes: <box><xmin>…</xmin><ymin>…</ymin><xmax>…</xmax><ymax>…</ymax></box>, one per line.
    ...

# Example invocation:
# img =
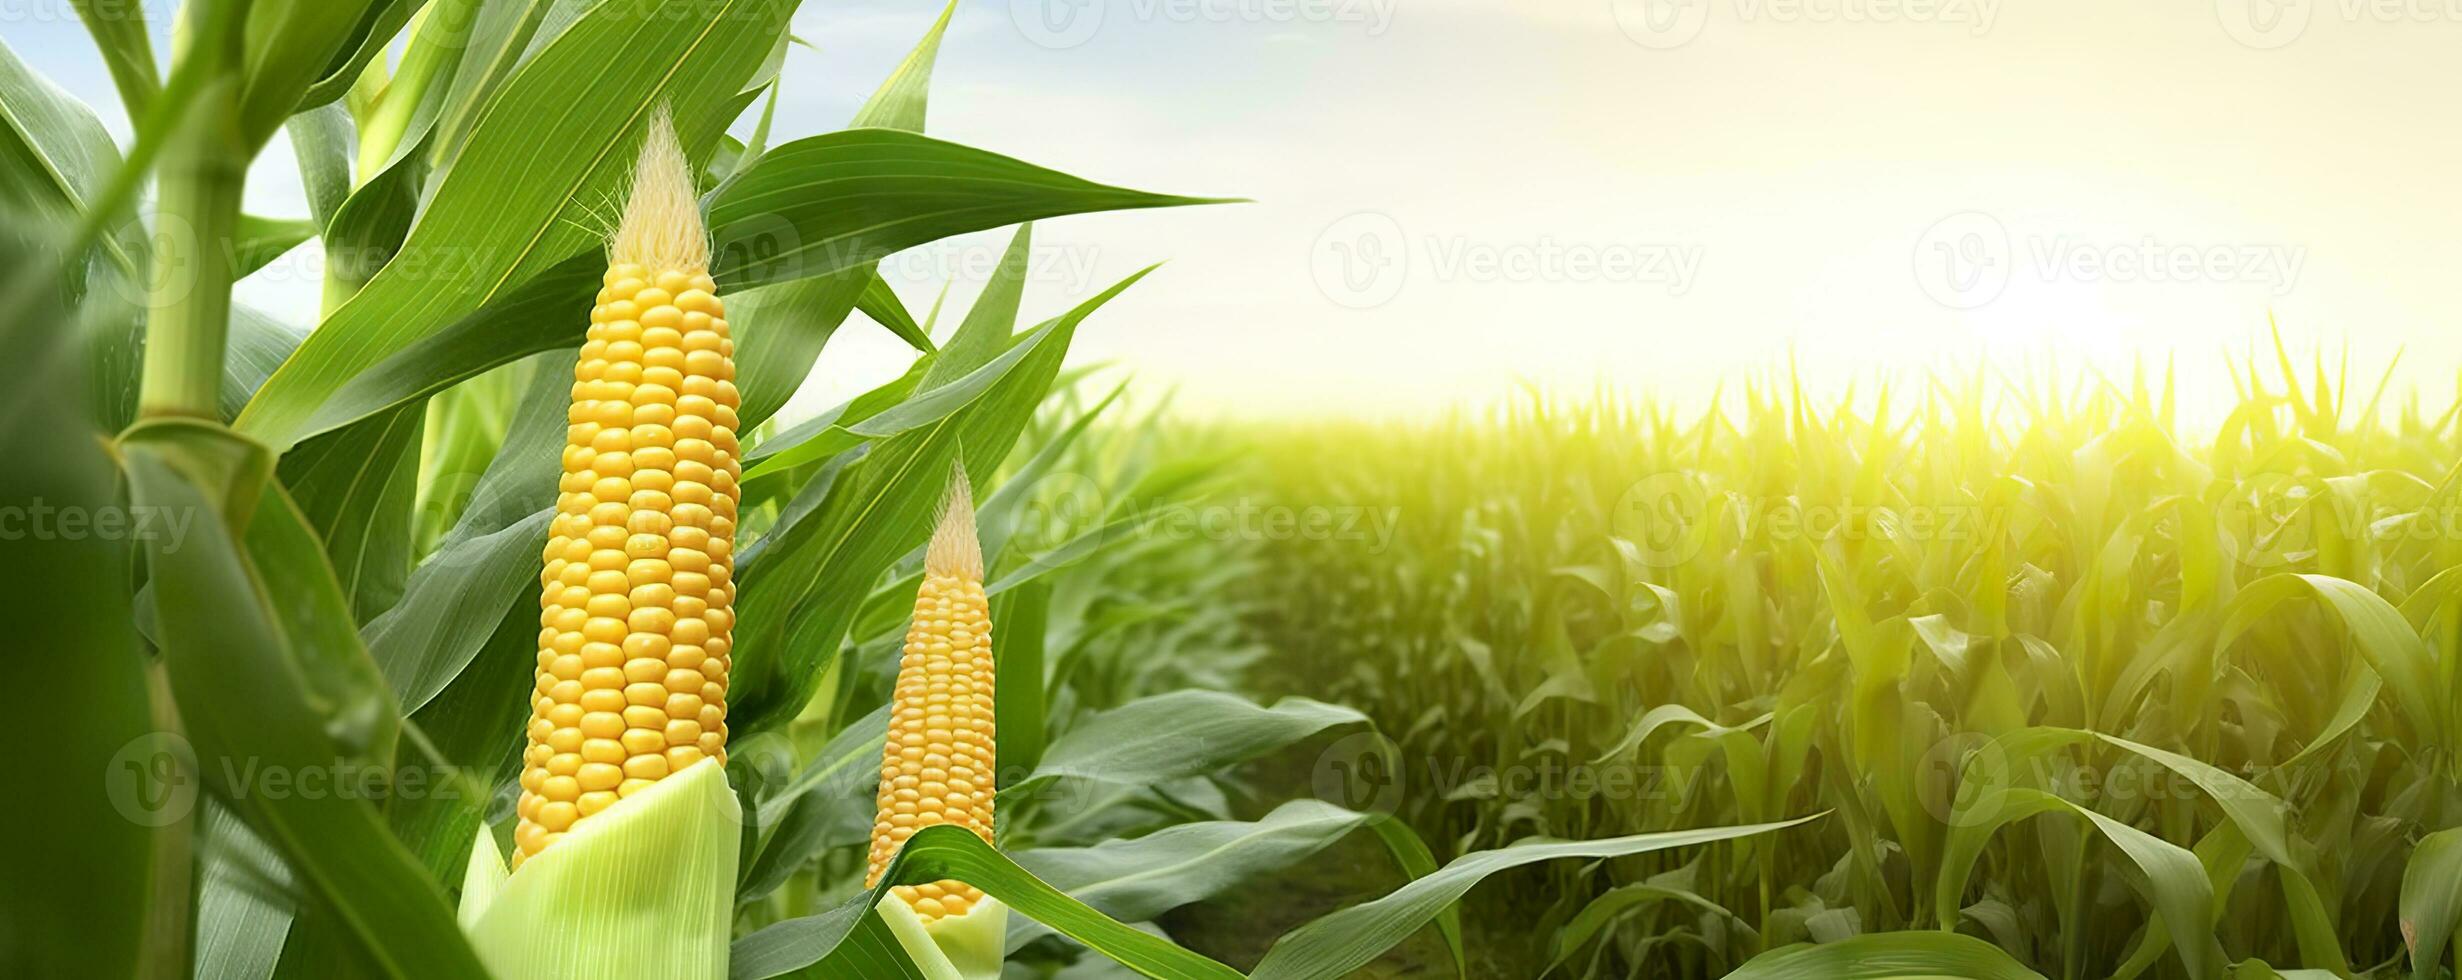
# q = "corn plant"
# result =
<box><xmin>4</xmin><ymin>3</ymin><xmax>1832</xmax><ymax>978</ymax></box>
<box><xmin>1239</xmin><ymin>353</ymin><xmax>2462</xmax><ymax>978</ymax></box>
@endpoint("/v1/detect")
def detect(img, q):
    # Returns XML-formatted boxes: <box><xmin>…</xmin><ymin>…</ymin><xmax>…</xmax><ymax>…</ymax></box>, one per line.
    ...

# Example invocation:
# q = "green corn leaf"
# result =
<box><xmin>861</xmin><ymin>270</ymin><xmax>933</xmax><ymax>354</ymax></box>
<box><xmin>120</xmin><ymin>419</ymin><xmax>484</xmax><ymax>979</ymax></box>
<box><xmin>1935</xmin><ymin>784</ymin><xmax>2219</xmax><ymax>978</ymax></box>
<box><xmin>277</xmin><ymin>407</ymin><xmax>425</xmax><ymax>623</ymax></box>
<box><xmin>1548</xmin><ymin>880</ymin><xmax>1745</xmax><ymax>976</ymax></box>
<box><xmin>362</xmin><ymin>359</ymin><xmax>568</xmax><ymax>712</ymax></box>
<box><xmin>1015</xmin><ymin>800</ymin><xmax>1388</xmax><ymax>924</ymax></box>
<box><xmin>237</xmin><ymin>0</ymin><xmax>796</xmax><ymax>452</ymax></box>
<box><xmin>232</xmin><ymin>214</ymin><xmax>317</xmax><ymax>278</ymax></box>
<box><xmin>1011</xmin><ymin>692</ymin><xmax>1368</xmax><ymax>797</ymax></box>
<box><xmin>1251</xmin><ymin>815</ymin><xmax>1826</xmax><ymax>980</ymax></box>
<box><xmin>0</xmin><ymin>36</ymin><xmax>139</xmax><ymax>278</ymax></box>
<box><xmin>284</xmin><ymin>103</ymin><xmax>352</xmax><ymax>232</ymax></box>
<box><xmin>729</xmin><ymin>269</ymin><xmax>1153</xmax><ymax>734</ymax></box>
<box><xmin>280</xmin><ymin>132</ymin><xmax>1215</xmax><ymax>449</ymax></box>
<box><xmin>238</xmin><ymin>0</ymin><xmax>400</xmax><ymax>144</ymax></box>
<box><xmin>736</xmin><ymin>703</ymin><xmax>891</xmax><ymax>902</ymax></box>
<box><xmin>1725</xmin><ymin>933</ymin><xmax>2048</xmax><ymax>979</ymax></box>
<box><xmin>2401</xmin><ymin>827</ymin><xmax>2462</xmax><ymax>980</ymax></box>
<box><xmin>742</xmin><ymin>309</ymin><xmax>1089</xmax><ymax>485</ymax></box>
<box><xmin>918</xmin><ymin>223</ymin><xmax>1033</xmax><ymax>391</ymax></box>
<box><xmin>70</xmin><ymin>0</ymin><xmax>159</xmax><ymax>115</ymax></box>
<box><xmin>732</xmin><ymin>824</ymin><xmax>1245</xmax><ymax>980</ymax></box>
<box><xmin>991</xmin><ymin>580</ymin><xmax>1053</xmax><ymax>781</ymax></box>
<box><xmin>0</xmin><ymin>239</ymin><xmax>165</xmax><ymax>980</ymax></box>
<box><xmin>706</xmin><ymin>131</ymin><xmax>1231</xmax><ymax>292</ymax></box>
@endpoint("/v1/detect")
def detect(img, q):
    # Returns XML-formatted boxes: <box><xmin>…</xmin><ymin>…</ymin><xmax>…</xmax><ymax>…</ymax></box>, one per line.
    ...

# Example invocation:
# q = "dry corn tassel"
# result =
<box><xmin>458</xmin><ymin>111</ymin><xmax>742</xmax><ymax>980</ymax></box>
<box><xmin>866</xmin><ymin>470</ymin><xmax>1009</xmax><ymax>979</ymax></box>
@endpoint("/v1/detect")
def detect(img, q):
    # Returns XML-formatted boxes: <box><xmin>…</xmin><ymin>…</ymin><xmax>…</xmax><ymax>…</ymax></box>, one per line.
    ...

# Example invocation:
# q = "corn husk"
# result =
<box><xmin>459</xmin><ymin>758</ymin><xmax>740</xmax><ymax>980</ymax></box>
<box><xmin>875</xmin><ymin>891</ymin><xmax>1008</xmax><ymax>980</ymax></box>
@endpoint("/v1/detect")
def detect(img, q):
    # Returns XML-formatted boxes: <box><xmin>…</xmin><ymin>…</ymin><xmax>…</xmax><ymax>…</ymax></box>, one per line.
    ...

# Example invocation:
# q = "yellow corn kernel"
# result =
<box><xmin>514</xmin><ymin>113</ymin><xmax>738</xmax><ymax>868</ymax></box>
<box><xmin>865</xmin><ymin>471</ymin><xmax>996</xmax><ymax>922</ymax></box>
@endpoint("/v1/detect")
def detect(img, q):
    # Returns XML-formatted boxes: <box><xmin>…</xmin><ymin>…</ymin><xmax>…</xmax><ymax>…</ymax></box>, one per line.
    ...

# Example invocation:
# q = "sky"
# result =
<box><xmin>8</xmin><ymin>0</ymin><xmax>2459</xmax><ymax>426</ymax></box>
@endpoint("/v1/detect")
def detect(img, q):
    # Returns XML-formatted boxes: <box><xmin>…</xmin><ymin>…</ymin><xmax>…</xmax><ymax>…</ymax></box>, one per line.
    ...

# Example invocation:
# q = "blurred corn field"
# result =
<box><xmin>1233</xmin><ymin>352</ymin><xmax>2462</xmax><ymax>978</ymax></box>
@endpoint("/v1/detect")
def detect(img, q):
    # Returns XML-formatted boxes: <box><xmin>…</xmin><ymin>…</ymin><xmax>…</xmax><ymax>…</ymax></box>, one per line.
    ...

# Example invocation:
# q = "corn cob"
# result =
<box><xmin>514</xmin><ymin>112</ymin><xmax>740</xmax><ymax>865</ymax></box>
<box><xmin>865</xmin><ymin>472</ymin><xmax>997</xmax><ymax>922</ymax></box>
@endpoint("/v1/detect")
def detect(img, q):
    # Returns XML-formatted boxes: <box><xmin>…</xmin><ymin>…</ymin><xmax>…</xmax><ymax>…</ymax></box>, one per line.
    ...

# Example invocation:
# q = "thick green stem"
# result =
<box><xmin>136</xmin><ymin>81</ymin><xmax>248</xmax><ymax>419</ymax></box>
<box><xmin>135</xmin><ymin>0</ymin><xmax>250</xmax><ymax>420</ymax></box>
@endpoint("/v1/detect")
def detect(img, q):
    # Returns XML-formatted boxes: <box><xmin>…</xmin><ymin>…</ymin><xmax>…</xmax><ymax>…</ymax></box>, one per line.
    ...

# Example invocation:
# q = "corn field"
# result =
<box><xmin>1234</xmin><ymin>361</ymin><xmax>2462</xmax><ymax>977</ymax></box>
<box><xmin>5</xmin><ymin>1</ymin><xmax>2461</xmax><ymax>979</ymax></box>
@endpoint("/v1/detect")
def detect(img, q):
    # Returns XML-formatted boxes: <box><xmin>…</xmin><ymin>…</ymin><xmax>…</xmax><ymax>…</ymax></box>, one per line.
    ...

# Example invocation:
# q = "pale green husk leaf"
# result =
<box><xmin>876</xmin><ymin>891</ymin><xmax>1009</xmax><ymax>980</ymax></box>
<box><xmin>459</xmin><ymin>758</ymin><xmax>742</xmax><ymax>980</ymax></box>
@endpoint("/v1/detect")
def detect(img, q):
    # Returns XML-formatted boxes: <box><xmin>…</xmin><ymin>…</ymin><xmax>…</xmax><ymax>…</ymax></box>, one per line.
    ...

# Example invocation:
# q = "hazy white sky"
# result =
<box><xmin>11</xmin><ymin>0</ymin><xmax>2458</xmax><ymax>424</ymax></box>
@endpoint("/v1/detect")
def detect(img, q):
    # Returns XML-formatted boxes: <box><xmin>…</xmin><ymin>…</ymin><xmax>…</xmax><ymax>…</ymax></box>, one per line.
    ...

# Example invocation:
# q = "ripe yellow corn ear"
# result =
<box><xmin>866</xmin><ymin>470</ymin><xmax>1009</xmax><ymax>977</ymax></box>
<box><xmin>514</xmin><ymin>109</ymin><xmax>742</xmax><ymax>866</ymax></box>
<box><xmin>460</xmin><ymin>111</ymin><xmax>741</xmax><ymax>980</ymax></box>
